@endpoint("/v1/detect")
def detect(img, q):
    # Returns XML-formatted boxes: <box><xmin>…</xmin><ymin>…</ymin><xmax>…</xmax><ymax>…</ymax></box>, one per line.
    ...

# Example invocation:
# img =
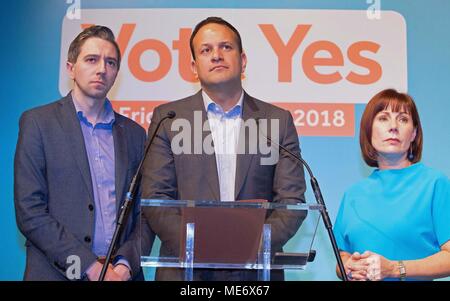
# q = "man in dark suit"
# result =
<box><xmin>14</xmin><ymin>25</ymin><xmax>146</xmax><ymax>281</ymax></box>
<box><xmin>140</xmin><ymin>17</ymin><xmax>306</xmax><ymax>280</ymax></box>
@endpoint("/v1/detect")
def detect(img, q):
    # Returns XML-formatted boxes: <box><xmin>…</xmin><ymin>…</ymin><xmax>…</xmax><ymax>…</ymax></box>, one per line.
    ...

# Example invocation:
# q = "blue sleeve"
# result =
<box><xmin>333</xmin><ymin>192</ymin><xmax>351</xmax><ymax>253</ymax></box>
<box><xmin>432</xmin><ymin>176</ymin><xmax>450</xmax><ymax>246</ymax></box>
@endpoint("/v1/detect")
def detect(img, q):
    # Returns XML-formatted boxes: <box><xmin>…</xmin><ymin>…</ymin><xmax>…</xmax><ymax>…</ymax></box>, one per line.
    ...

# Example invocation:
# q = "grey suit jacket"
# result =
<box><xmin>14</xmin><ymin>93</ymin><xmax>146</xmax><ymax>280</ymax></box>
<box><xmin>140</xmin><ymin>90</ymin><xmax>306</xmax><ymax>280</ymax></box>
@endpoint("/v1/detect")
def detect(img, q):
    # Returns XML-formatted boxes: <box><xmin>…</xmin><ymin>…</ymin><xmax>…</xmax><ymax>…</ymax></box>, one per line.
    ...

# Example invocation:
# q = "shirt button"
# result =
<box><xmin>84</xmin><ymin>236</ymin><xmax>91</xmax><ymax>243</ymax></box>
<box><xmin>88</xmin><ymin>204</ymin><xmax>94</xmax><ymax>211</ymax></box>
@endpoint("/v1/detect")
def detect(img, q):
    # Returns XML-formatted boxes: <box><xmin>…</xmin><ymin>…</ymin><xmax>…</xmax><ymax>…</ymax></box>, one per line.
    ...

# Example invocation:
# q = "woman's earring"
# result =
<box><xmin>408</xmin><ymin>146</ymin><xmax>414</xmax><ymax>161</ymax></box>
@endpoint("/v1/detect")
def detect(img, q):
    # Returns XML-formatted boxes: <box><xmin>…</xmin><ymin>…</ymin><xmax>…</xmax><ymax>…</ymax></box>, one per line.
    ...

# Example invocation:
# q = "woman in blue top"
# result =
<box><xmin>334</xmin><ymin>89</ymin><xmax>450</xmax><ymax>281</ymax></box>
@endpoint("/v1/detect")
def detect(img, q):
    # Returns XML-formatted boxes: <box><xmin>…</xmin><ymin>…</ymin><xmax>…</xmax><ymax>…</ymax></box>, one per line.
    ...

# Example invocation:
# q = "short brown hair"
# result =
<box><xmin>360</xmin><ymin>89</ymin><xmax>423</xmax><ymax>167</ymax></box>
<box><xmin>67</xmin><ymin>25</ymin><xmax>121</xmax><ymax>69</ymax></box>
<box><xmin>189</xmin><ymin>16</ymin><xmax>243</xmax><ymax>60</ymax></box>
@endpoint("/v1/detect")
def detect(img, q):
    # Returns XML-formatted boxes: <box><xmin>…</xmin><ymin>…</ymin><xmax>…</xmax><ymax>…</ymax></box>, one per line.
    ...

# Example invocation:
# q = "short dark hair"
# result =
<box><xmin>189</xmin><ymin>16</ymin><xmax>243</xmax><ymax>60</ymax></box>
<box><xmin>360</xmin><ymin>89</ymin><xmax>423</xmax><ymax>167</ymax></box>
<box><xmin>67</xmin><ymin>25</ymin><xmax>121</xmax><ymax>69</ymax></box>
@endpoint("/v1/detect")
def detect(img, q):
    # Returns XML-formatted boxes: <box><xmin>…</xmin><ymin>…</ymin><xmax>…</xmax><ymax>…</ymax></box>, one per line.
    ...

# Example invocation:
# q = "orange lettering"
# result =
<box><xmin>173</xmin><ymin>28</ymin><xmax>197</xmax><ymax>82</ymax></box>
<box><xmin>346</xmin><ymin>41</ymin><xmax>382</xmax><ymax>84</ymax></box>
<box><xmin>115</xmin><ymin>24</ymin><xmax>136</xmax><ymax>60</ymax></box>
<box><xmin>259</xmin><ymin>24</ymin><xmax>311</xmax><ymax>82</ymax></box>
<box><xmin>302</xmin><ymin>41</ymin><xmax>343</xmax><ymax>84</ymax></box>
<box><xmin>128</xmin><ymin>39</ymin><xmax>172</xmax><ymax>82</ymax></box>
<box><xmin>81</xmin><ymin>24</ymin><xmax>94</xmax><ymax>30</ymax></box>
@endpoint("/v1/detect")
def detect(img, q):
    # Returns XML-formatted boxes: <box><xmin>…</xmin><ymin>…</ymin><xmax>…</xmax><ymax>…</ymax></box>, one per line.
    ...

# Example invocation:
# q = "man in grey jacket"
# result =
<box><xmin>14</xmin><ymin>25</ymin><xmax>146</xmax><ymax>281</ymax></box>
<box><xmin>141</xmin><ymin>17</ymin><xmax>306</xmax><ymax>281</ymax></box>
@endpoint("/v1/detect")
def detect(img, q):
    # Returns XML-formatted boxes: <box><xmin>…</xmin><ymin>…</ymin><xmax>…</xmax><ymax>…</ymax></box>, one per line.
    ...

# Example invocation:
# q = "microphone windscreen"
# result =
<box><xmin>167</xmin><ymin>111</ymin><xmax>176</xmax><ymax>119</ymax></box>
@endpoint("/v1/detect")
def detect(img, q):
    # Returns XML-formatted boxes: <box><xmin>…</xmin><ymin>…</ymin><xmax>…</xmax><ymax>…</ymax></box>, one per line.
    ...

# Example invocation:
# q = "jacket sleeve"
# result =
<box><xmin>140</xmin><ymin>106</ymin><xmax>182</xmax><ymax>257</ymax></box>
<box><xmin>265</xmin><ymin>110</ymin><xmax>307</xmax><ymax>249</ymax></box>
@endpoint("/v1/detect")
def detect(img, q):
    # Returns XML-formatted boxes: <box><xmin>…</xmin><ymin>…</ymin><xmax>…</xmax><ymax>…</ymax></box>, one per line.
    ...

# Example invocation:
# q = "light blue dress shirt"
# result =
<box><xmin>203</xmin><ymin>91</ymin><xmax>243</xmax><ymax>202</ymax></box>
<box><xmin>73</xmin><ymin>98</ymin><xmax>117</xmax><ymax>257</ymax></box>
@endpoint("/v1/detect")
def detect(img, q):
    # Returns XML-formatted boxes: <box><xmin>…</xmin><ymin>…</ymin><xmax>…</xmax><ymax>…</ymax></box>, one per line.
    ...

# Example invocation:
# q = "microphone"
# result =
<box><xmin>99</xmin><ymin>110</ymin><xmax>176</xmax><ymax>281</ymax></box>
<box><xmin>255</xmin><ymin>118</ymin><xmax>348</xmax><ymax>281</ymax></box>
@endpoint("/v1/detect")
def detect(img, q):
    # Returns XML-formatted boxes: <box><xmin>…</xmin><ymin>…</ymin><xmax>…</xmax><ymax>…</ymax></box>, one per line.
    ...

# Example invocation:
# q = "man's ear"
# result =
<box><xmin>66</xmin><ymin>61</ymin><xmax>75</xmax><ymax>80</ymax></box>
<box><xmin>191</xmin><ymin>60</ymin><xmax>198</xmax><ymax>80</ymax></box>
<box><xmin>241</xmin><ymin>52</ymin><xmax>247</xmax><ymax>74</ymax></box>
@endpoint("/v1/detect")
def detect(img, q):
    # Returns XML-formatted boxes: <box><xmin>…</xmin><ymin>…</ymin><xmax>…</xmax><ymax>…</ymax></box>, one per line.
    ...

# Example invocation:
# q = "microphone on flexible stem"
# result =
<box><xmin>255</xmin><ymin>118</ymin><xmax>348</xmax><ymax>281</ymax></box>
<box><xmin>99</xmin><ymin>110</ymin><xmax>176</xmax><ymax>281</ymax></box>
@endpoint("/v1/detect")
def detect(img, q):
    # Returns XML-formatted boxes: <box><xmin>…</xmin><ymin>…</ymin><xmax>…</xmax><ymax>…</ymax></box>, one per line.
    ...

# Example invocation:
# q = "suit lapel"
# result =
<box><xmin>113</xmin><ymin>115</ymin><xmax>128</xmax><ymax>210</ymax></box>
<box><xmin>234</xmin><ymin>93</ymin><xmax>266</xmax><ymax>200</ymax></box>
<box><xmin>56</xmin><ymin>94</ymin><xmax>95</xmax><ymax>204</ymax></box>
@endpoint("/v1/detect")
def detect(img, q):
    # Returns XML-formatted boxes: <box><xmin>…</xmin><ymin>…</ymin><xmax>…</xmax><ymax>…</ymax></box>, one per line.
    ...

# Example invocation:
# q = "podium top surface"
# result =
<box><xmin>141</xmin><ymin>199</ymin><xmax>323</xmax><ymax>211</ymax></box>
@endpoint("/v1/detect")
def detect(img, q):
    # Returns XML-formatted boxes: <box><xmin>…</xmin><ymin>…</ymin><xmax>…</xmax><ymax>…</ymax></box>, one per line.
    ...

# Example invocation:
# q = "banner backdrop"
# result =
<box><xmin>59</xmin><ymin>8</ymin><xmax>406</xmax><ymax>136</ymax></box>
<box><xmin>1</xmin><ymin>0</ymin><xmax>449</xmax><ymax>280</ymax></box>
